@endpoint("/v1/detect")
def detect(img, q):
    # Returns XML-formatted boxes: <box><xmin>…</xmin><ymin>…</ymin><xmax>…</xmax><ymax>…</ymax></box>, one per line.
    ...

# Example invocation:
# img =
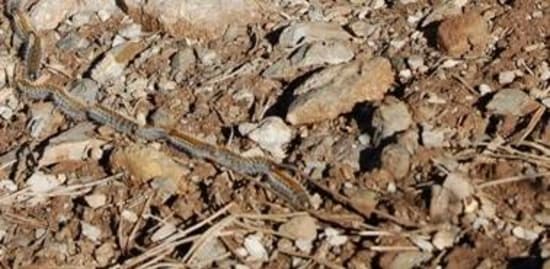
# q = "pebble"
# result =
<box><xmin>348</xmin><ymin>21</ymin><xmax>380</xmax><ymax>38</ymax></box>
<box><xmin>70</xmin><ymin>79</ymin><xmax>99</xmax><ymax>105</ymax></box>
<box><xmin>278</xmin><ymin>22</ymin><xmax>351</xmax><ymax>48</ymax></box>
<box><xmin>84</xmin><ymin>193</ymin><xmax>106</xmax><ymax>208</ymax></box>
<box><xmin>324</xmin><ymin>227</ymin><xmax>348</xmax><ymax>246</ymax></box>
<box><xmin>28</xmin><ymin>103</ymin><xmax>59</xmax><ymax>138</ymax></box>
<box><xmin>39</xmin><ymin>137</ymin><xmax>104</xmax><ymax>167</ymax></box>
<box><xmin>486</xmin><ymin>88</ymin><xmax>540</xmax><ymax>116</ymax></box>
<box><xmin>407</xmin><ymin>55</ymin><xmax>424</xmax><ymax>71</ymax></box>
<box><xmin>432</xmin><ymin>228</ymin><xmax>457</xmax><ymax>250</ymax></box>
<box><xmin>410</xmin><ymin>236</ymin><xmax>434</xmax><ymax>252</ymax></box>
<box><xmin>443</xmin><ymin>172</ymin><xmax>474</xmax><ymax>200</ymax></box>
<box><xmin>437</xmin><ymin>11</ymin><xmax>489</xmax><ymax>56</ymax></box>
<box><xmin>372</xmin><ymin>98</ymin><xmax>413</xmax><ymax>140</ymax></box>
<box><xmin>512</xmin><ymin>226</ymin><xmax>539</xmax><ymax>241</ymax></box>
<box><xmin>0</xmin><ymin>180</ymin><xmax>17</xmax><ymax>192</ymax></box>
<box><xmin>110</xmin><ymin>145</ymin><xmax>189</xmax><ymax>193</ymax></box>
<box><xmin>246</xmin><ymin>116</ymin><xmax>293</xmax><ymax>159</ymax></box>
<box><xmin>171</xmin><ymin>47</ymin><xmax>196</xmax><ymax>74</ymax></box>
<box><xmin>243</xmin><ymin>234</ymin><xmax>268</xmax><ymax>261</ymax></box>
<box><xmin>421</xmin><ymin>125</ymin><xmax>448</xmax><ymax>148</ymax></box>
<box><xmin>30</xmin><ymin>0</ymin><xmax>78</xmax><ymax>31</ymax></box>
<box><xmin>286</xmin><ymin>57</ymin><xmax>394</xmax><ymax>125</ymax></box>
<box><xmin>289</xmin><ymin>40</ymin><xmax>354</xmax><ymax>67</ymax></box>
<box><xmin>122</xmin><ymin>0</ymin><xmax>260</xmax><ymax>39</ymax></box>
<box><xmin>498</xmin><ymin>70</ymin><xmax>517</xmax><ymax>85</ymax></box>
<box><xmin>26</xmin><ymin>171</ymin><xmax>64</xmax><ymax>193</ymax></box>
<box><xmin>278</xmin><ymin>215</ymin><xmax>318</xmax><ymax>241</ymax></box>
<box><xmin>380</xmin><ymin>144</ymin><xmax>411</xmax><ymax>179</ymax></box>
<box><xmin>81</xmin><ymin>221</ymin><xmax>102</xmax><ymax>242</ymax></box>
<box><xmin>57</xmin><ymin>32</ymin><xmax>91</xmax><ymax>51</ymax></box>
<box><xmin>94</xmin><ymin>242</ymin><xmax>115</xmax><ymax>267</ymax></box>
<box><xmin>91</xmin><ymin>40</ymin><xmax>146</xmax><ymax>83</ymax></box>
<box><xmin>385</xmin><ymin>251</ymin><xmax>432</xmax><ymax>269</ymax></box>
<box><xmin>478</xmin><ymin>83</ymin><xmax>493</xmax><ymax>95</ymax></box>
<box><xmin>121</xmin><ymin>210</ymin><xmax>138</xmax><ymax>223</ymax></box>
<box><xmin>0</xmin><ymin>88</ymin><xmax>19</xmax><ymax>121</ymax></box>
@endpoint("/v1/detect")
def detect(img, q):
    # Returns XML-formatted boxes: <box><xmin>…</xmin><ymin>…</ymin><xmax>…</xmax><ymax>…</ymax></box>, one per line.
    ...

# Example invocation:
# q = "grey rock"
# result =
<box><xmin>486</xmin><ymin>88</ymin><xmax>539</xmax><ymax>116</ymax></box>
<box><xmin>57</xmin><ymin>32</ymin><xmax>91</xmax><ymax>51</ymax></box>
<box><xmin>70</xmin><ymin>79</ymin><xmax>99</xmax><ymax>105</ymax></box>
<box><xmin>372</xmin><ymin>97</ymin><xmax>413</xmax><ymax>139</ymax></box>
<box><xmin>381</xmin><ymin>144</ymin><xmax>411</xmax><ymax>179</ymax></box>
<box><xmin>289</xmin><ymin>40</ymin><xmax>354</xmax><ymax>67</ymax></box>
<box><xmin>279</xmin><ymin>22</ymin><xmax>352</xmax><ymax>48</ymax></box>
<box><xmin>287</xmin><ymin>57</ymin><xmax>394</xmax><ymax>125</ymax></box>
<box><xmin>171</xmin><ymin>47</ymin><xmax>196</xmax><ymax>74</ymax></box>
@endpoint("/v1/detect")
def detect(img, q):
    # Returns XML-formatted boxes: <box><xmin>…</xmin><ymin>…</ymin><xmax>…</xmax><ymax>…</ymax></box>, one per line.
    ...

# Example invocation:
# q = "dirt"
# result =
<box><xmin>0</xmin><ymin>0</ymin><xmax>548</xmax><ymax>268</ymax></box>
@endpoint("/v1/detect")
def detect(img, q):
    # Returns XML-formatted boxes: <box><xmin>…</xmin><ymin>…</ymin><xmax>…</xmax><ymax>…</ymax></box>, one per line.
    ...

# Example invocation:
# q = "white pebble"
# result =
<box><xmin>84</xmin><ymin>193</ymin><xmax>106</xmax><ymax>208</ymax></box>
<box><xmin>81</xmin><ymin>221</ymin><xmax>102</xmax><ymax>242</ymax></box>
<box><xmin>498</xmin><ymin>70</ymin><xmax>516</xmax><ymax>85</ymax></box>
<box><xmin>512</xmin><ymin>226</ymin><xmax>539</xmax><ymax>241</ymax></box>
<box><xmin>243</xmin><ymin>234</ymin><xmax>268</xmax><ymax>261</ymax></box>
<box><xmin>121</xmin><ymin>210</ymin><xmax>138</xmax><ymax>223</ymax></box>
<box><xmin>478</xmin><ymin>84</ymin><xmax>493</xmax><ymax>95</ymax></box>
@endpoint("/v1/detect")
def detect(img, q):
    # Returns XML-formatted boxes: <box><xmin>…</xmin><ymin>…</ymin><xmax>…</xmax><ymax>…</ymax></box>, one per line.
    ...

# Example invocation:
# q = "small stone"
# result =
<box><xmin>410</xmin><ymin>236</ymin><xmax>434</xmax><ymax>252</ymax></box>
<box><xmin>70</xmin><ymin>79</ymin><xmax>99</xmax><ymax>105</ymax></box>
<box><xmin>385</xmin><ymin>251</ymin><xmax>432</xmax><ymax>269</ymax></box>
<box><xmin>278</xmin><ymin>22</ymin><xmax>351</xmax><ymax>48</ymax></box>
<box><xmin>407</xmin><ymin>55</ymin><xmax>424</xmax><ymax>71</ymax></box>
<box><xmin>121</xmin><ymin>210</ymin><xmax>138</xmax><ymax>223</ymax></box>
<box><xmin>121</xmin><ymin>0</ymin><xmax>260</xmax><ymax>39</ymax></box>
<box><xmin>84</xmin><ymin>193</ymin><xmax>106</xmax><ymax>208</ymax></box>
<box><xmin>287</xmin><ymin>57</ymin><xmax>394</xmax><ymax>125</ymax></box>
<box><xmin>171</xmin><ymin>47</ymin><xmax>196</xmax><ymax>74</ymax></box>
<box><xmin>432</xmin><ymin>229</ymin><xmax>457</xmax><ymax>250</ymax></box>
<box><xmin>279</xmin><ymin>215</ymin><xmax>318</xmax><ymax>241</ymax></box>
<box><xmin>81</xmin><ymin>221</ymin><xmax>102</xmax><ymax>242</ymax></box>
<box><xmin>380</xmin><ymin>144</ymin><xmax>411</xmax><ymax>179</ymax></box>
<box><xmin>498</xmin><ymin>70</ymin><xmax>517</xmax><ymax>85</ymax></box>
<box><xmin>39</xmin><ymin>135</ymin><xmax>104</xmax><ymax>167</ymax></box>
<box><xmin>348</xmin><ymin>21</ymin><xmax>379</xmax><ymax>38</ymax></box>
<box><xmin>30</xmin><ymin>0</ymin><xmax>78</xmax><ymax>31</ymax></box>
<box><xmin>324</xmin><ymin>227</ymin><xmax>348</xmax><ymax>246</ymax></box>
<box><xmin>57</xmin><ymin>32</ymin><xmax>91</xmax><ymax>52</ymax></box>
<box><xmin>289</xmin><ymin>40</ymin><xmax>354</xmax><ymax>67</ymax></box>
<box><xmin>478</xmin><ymin>84</ymin><xmax>493</xmax><ymax>95</ymax></box>
<box><xmin>243</xmin><ymin>234</ymin><xmax>268</xmax><ymax>261</ymax></box>
<box><xmin>26</xmin><ymin>171</ymin><xmax>64</xmax><ymax>193</ymax></box>
<box><xmin>399</xmin><ymin>69</ymin><xmax>413</xmax><ymax>81</ymax></box>
<box><xmin>372</xmin><ymin>98</ymin><xmax>413</xmax><ymax>139</ymax></box>
<box><xmin>486</xmin><ymin>89</ymin><xmax>540</xmax><ymax>116</ymax></box>
<box><xmin>437</xmin><ymin>11</ymin><xmax>489</xmax><ymax>56</ymax></box>
<box><xmin>246</xmin><ymin>116</ymin><xmax>293</xmax><ymax>158</ymax></box>
<box><xmin>512</xmin><ymin>226</ymin><xmax>539</xmax><ymax>241</ymax></box>
<box><xmin>119</xmin><ymin>23</ymin><xmax>143</xmax><ymax>39</ymax></box>
<box><xmin>91</xmin><ymin>40</ymin><xmax>146</xmax><ymax>83</ymax></box>
<box><xmin>421</xmin><ymin>125</ymin><xmax>448</xmax><ymax>148</ymax></box>
<box><xmin>443</xmin><ymin>172</ymin><xmax>474</xmax><ymax>200</ymax></box>
<box><xmin>94</xmin><ymin>242</ymin><xmax>115</xmax><ymax>267</ymax></box>
<box><xmin>110</xmin><ymin>145</ymin><xmax>189</xmax><ymax>193</ymax></box>
<box><xmin>0</xmin><ymin>180</ymin><xmax>17</xmax><ymax>192</ymax></box>
<box><xmin>28</xmin><ymin>103</ymin><xmax>58</xmax><ymax>138</ymax></box>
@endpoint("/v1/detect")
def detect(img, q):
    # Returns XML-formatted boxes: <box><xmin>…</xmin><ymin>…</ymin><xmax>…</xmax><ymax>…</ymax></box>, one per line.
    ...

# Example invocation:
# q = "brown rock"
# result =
<box><xmin>120</xmin><ymin>0</ymin><xmax>261</xmax><ymax>39</ymax></box>
<box><xmin>286</xmin><ymin>57</ymin><xmax>394</xmax><ymax>125</ymax></box>
<box><xmin>110</xmin><ymin>145</ymin><xmax>189</xmax><ymax>193</ymax></box>
<box><xmin>437</xmin><ymin>11</ymin><xmax>489</xmax><ymax>56</ymax></box>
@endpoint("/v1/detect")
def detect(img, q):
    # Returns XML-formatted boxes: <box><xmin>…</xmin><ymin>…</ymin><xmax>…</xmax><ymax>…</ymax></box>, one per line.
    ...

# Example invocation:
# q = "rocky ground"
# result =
<box><xmin>0</xmin><ymin>0</ymin><xmax>549</xmax><ymax>268</ymax></box>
